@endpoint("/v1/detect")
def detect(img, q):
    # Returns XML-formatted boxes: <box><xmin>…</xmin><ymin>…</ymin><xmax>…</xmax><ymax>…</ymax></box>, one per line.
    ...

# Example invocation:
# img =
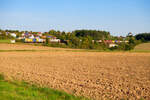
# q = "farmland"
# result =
<box><xmin>0</xmin><ymin>44</ymin><xmax>150</xmax><ymax>100</ymax></box>
<box><xmin>133</xmin><ymin>42</ymin><xmax>150</xmax><ymax>52</ymax></box>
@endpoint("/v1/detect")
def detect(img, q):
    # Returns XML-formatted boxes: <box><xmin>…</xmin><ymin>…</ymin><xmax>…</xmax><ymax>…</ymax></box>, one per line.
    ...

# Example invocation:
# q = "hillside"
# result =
<box><xmin>134</xmin><ymin>43</ymin><xmax>150</xmax><ymax>52</ymax></box>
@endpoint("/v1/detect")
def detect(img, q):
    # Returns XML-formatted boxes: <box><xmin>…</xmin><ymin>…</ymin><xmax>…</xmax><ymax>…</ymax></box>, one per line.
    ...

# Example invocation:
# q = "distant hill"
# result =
<box><xmin>134</xmin><ymin>43</ymin><xmax>150</xmax><ymax>52</ymax></box>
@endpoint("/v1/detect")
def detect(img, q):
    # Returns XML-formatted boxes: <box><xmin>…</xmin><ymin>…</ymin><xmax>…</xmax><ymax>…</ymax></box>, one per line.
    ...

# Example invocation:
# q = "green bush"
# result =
<box><xmin>109</xmin><ymin>46</ymin><xmax>118</xmax><ymax>51</ymax></box>
<box><xmin>15</xmin><ymin>39</ymin><xmax>24</xmax><ymax>43</ymax></box>
<box><xmin>44</xmin><ymin>43</ymin><xmax>68</xmax><ymax>48</ymax></box>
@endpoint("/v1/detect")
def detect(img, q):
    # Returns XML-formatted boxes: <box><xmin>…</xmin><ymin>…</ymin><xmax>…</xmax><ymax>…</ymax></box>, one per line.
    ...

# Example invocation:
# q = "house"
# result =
<box><xmin>38</xmin><ymin>38</ymin><xmax>45</xmax><ymax>43</ymax></box>
<box><xmin>104</xmin><ymin>40</ymin><xmax>113</xmax><ymax>44</ymax></box>
<box><xmin>38</xmin><ymin>32</ymin><xmax>43</xmax><ymax>36</ymax></box>
<box><xmin>109</xmin><ymin>44</ymin><xmax>118</xmax><ymax>48</ymax></box>
<box><xmin>10</xmin><ymin>33</ymin><xmax>16</xmax><ymax>38</ymax></box>
<box><xmin>29</xmin><ymin>34</ymin><xmax>34</xmax><ymax>39</ymax></box>
<box><xmin>97</xmin><ymin>40</ymin><xmax>102</xmax><ymax>43</ymax></box>
<box><xmin>17</xmin><ymin>37</ymin><xmax>24</xmax><ymax>40</ymax></box>
<box><xmin>10</xmin><ymin>40</ymin><xmax>16</xmax><ymax>43</ymax></box>
<box><xmin>49</xmin><ymin>39</ymin><xmax>60</xmax><ymax>43</ymax></box>
<box><xmin>125</xmin><ymin>40</ymin><xmax>129</xmax><ymax>43</ymax></box>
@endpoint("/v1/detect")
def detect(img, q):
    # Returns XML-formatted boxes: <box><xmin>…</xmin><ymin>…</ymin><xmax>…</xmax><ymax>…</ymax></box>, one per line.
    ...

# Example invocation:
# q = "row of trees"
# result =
<box><xmin>135</xmin><ymin>33</ymin><xmax>150</xmax><ymax>42</ymax></box>
<box><xmin>47</xmin><ymin>30</ymin><xmax>150</xmax><ymax>51</ymax></box>
<box><xmin>45</xmin><ymin>30</ymin><xmax>108</xmax><ymax>49</ymax></box>
<box><xmin>45</xmin><ymin>30</ymin><xmax>137</xmax><ymax>50</ymax></box>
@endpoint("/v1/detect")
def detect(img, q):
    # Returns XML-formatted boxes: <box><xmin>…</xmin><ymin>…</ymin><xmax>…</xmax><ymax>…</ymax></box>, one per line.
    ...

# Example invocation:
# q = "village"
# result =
<box><xmin>2</xmin><ymin>31</ymin><xmax>129</xmax><ymax>48</ymax></box>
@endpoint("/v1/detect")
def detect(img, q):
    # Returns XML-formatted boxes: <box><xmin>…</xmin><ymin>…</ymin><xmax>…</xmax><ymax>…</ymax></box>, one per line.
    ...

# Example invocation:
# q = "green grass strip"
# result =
<box><xmin>0</xmin><ymin>74</ymin><xmax>88</xmax><ymax>100</ymax></box>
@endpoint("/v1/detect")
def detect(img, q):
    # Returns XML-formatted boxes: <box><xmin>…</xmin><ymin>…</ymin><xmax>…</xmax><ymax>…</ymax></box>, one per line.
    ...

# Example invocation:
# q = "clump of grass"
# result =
<box><xmin>0</xmin><ymin>39</ymin><xmax>11</xmax><ymax>43</ymax></box>
<box><xmin>0</xmin><ymin>74</ymin><xmax>4</xmax><ymax>80</ymax></box>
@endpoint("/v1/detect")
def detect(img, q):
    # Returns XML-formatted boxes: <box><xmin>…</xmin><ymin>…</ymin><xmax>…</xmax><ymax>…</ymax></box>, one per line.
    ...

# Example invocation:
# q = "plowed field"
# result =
<box><xmin>0</xmin><ymin>44</ymin><xmax>150</xmax><ymax>100</ymax></box>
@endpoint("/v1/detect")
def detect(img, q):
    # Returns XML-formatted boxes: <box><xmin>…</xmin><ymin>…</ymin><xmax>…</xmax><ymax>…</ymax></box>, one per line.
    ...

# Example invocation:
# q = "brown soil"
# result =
<box><xmin>0</xmin><ymin>44</ymin><xmax>150</xmax><ymax>100</ymax></box>
<box><xmin>0</xmin><ymin>43</ymin><xmax>75</xmax><ymax>51</ymax></box>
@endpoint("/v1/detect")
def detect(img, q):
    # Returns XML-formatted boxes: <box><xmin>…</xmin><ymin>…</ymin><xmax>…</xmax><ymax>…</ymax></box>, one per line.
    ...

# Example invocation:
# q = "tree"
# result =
<box><xmin>45</xmin><ymin>37</ymin><xmax>49</xmax><ymax>44</ymax></box>
<box><xmin>49</xmin><ymin>29</ymin><xmax>57</xmax><ymax>35</ymax></box>
<box><xmin>127</xmin><ymin>32</ymin><xmax>133</xmax><ymax>37</ymax></box>
<box><xmin>74</xmin><ymin>30</ymin><xmax>111</xmax><ymax>40</ymax></box>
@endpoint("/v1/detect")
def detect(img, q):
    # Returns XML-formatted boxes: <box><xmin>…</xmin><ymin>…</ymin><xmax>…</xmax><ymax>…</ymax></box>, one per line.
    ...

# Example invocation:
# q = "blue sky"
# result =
<box><xmin>0</xmin><ymin>0</ymin><xmax>150</xmax><ymax>36</ymax></box>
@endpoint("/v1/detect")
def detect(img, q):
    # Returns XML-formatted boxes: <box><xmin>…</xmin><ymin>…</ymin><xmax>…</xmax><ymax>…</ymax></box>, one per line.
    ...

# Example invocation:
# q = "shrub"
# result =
<box><xmin>109</xmin><ymin>46</ymin><xmax>118</xmax><ymax>51</ymax></box>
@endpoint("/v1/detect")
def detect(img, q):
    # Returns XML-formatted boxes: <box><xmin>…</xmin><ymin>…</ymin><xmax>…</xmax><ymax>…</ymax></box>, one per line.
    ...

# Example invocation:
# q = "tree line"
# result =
<box><xmin>0</xmin><ymin>29</ymin><xmax>150</xmax><ymax>51</ymax></box>
<box><xmin>135</xmin><ymin>33</ymin><xmax>150</xmax><ymax>42</ymax></box>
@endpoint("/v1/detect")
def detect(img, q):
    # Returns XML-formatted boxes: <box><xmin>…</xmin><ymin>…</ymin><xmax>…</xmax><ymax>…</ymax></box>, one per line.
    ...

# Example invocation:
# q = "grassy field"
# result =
<box><xmin>133</xmin><ymin>42</ymin><xmax>150</xmax><ymax>52</ymax></box>
<box><xmin>0</xmin><ymin>74</ymin><xmax>87</xmax><ymax>100</ymax></box>
<box><xmin>0</xmin><ymin>39</ymin><xmax>11</xmax><ymax>43</ymax></box>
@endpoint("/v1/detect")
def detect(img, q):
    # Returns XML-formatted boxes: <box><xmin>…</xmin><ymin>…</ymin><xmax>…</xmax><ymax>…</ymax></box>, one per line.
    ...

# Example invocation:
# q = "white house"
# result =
<box><xmin>10</xmin><ymin>33</ymin><xmax>16</xmax><ymax>38</ymax></box>
<box><xmin>10</xmin><ymin>40</ymin><xmax>16</xmax><ymax>43</ymax></box>
<box><xmin>29</xmin><ymin>35</ymin><xmax>34</xmax><ymax>39</ymax></box>
<box><xmin>109</xmin><ymin>44</ymin><xmax>118</xmax><ymax>48</ymax></box>
<box><xmin>49</xmin><ymin>39</ymin><xmax>60</xmax><ymax>43</ymax></box>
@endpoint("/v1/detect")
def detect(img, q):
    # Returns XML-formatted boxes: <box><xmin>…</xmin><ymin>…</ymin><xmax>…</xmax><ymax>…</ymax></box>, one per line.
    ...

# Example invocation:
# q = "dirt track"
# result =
<box><xmin>0</xmin><ymin>44</ymin><xmax>150</xmax><ymax>100</ymax></box>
